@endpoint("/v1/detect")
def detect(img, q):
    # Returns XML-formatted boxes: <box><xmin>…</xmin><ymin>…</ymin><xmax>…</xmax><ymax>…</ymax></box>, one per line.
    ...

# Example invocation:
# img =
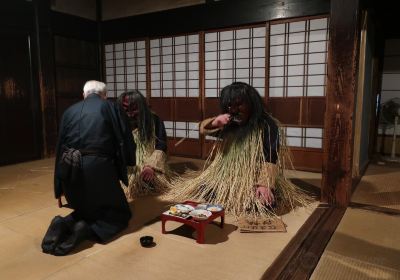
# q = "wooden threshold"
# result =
<box><xmin>349</xmin><ymin>202</ymin><xmax>400</xmax><ymax>216</ymax></box>
<box><xmin>262</xmin><ymin>204</ymin><xmax>346</xmax><ymax>280</ymax></box>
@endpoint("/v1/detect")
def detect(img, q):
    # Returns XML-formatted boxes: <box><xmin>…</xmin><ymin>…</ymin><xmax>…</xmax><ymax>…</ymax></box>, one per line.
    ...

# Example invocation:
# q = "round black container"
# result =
<box><xmin>140</xmin><ymin>236</ymin><xmax>155</xmax><ymax>248</ymax></box>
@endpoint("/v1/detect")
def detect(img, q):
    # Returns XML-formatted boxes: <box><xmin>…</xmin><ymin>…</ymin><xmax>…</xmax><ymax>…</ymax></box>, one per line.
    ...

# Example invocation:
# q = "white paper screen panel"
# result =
<box><xmin>285</xmin><ymin>127</ymin><xmax>323</xmax><ymax>148</ymax></box>
<box><xmin>269</xmin><ymin>17</ymin><xmax>328</xmax><ymax>98</ymax></box>
<box><xmin>164</xmin><ymin>121</ymin><xmax>199</xmax><ymax>139</ymax></box>
<box><xmin>205</xmin><ymin>26</ymin><xmax>266</xmax><ymax>97</ymax></box>
<box><xmin>104</xmin><ymin>40</ymin><xmax>147</xmax><ymax>98</ymax></box>
<box><xmin>150</xmin><ymin>34</ymin><xmax>200</xmax><ymax>98</ymax></box>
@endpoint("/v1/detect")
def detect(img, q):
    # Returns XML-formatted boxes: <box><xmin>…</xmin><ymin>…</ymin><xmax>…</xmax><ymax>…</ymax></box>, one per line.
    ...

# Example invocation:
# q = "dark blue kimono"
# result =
<box><xmin>54</xmin><ymin>94</ymin><xmax>136</xmax><ymax>242</ymax></box>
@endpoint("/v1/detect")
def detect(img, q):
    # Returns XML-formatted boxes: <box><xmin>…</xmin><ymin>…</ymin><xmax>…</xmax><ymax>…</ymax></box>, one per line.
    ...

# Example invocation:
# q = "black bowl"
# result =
<box><xmin>140</xmin><ymin>236</ymin><xmax>154</xmax><ymax>247</ymax></box>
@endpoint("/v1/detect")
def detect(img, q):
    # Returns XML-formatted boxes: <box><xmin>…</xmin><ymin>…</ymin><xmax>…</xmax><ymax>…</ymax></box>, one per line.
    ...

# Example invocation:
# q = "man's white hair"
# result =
<box><xmin>83</xmin><ymin>80</ymin><xmax>107</xmax><ymax>98</ymax></box>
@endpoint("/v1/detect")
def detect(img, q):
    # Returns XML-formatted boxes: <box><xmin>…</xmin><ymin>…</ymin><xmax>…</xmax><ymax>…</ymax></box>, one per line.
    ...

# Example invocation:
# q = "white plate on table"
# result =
<box><xmin>189</xmin><ymin>209</ymin><xmax>212</xmax><ymax>221</ymax></box>
<box><xmin>169</xmin><ymin>204</ymin><xmax>195</xmax><ymax>216</ymax></box>
<box><xmin>206</xmin><ymin>205</ymin><xmax>223</xmax><ymax>212</ymax></box>
<box><xmin>195</xmin><ymin>204</ymin><xmax>209</xmax><ymax>210</ymax></box>
<box><xmin>175</xmin><ymin>204</ymin><xmax>195</xmax><ymax>213</ymax></box>
<box><xmin>164</xmin><ymin>210</ymin><xmax>191</xmax><ymax>219</ymax></box>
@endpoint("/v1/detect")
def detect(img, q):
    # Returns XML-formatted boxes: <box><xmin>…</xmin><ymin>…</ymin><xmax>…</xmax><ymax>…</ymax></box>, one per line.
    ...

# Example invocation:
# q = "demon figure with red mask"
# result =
<box><xmin>168</xmin><ymin>82</ymin><xmax>311</xmax><ymax>219</ymax></box>
<box><xmin>118</xmin><ymin>90</ymin><xmax>172</xmax><ymax>199</ymax></box>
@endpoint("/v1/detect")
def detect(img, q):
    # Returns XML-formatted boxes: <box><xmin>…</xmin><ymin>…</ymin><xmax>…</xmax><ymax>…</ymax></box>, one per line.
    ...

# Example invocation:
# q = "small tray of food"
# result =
<box><xmin>164</xmin><ymin>204</ymin><xmax>195</xmax><ymax>219</ymax></box>
<box><xmin>165</xmin><ymin>203</ymin><xmax>224</xmax><ymax>220</ymax></box>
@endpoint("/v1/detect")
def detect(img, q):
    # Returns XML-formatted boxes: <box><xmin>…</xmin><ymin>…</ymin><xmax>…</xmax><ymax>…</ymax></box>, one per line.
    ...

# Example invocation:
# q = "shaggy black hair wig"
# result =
<box><xmin>117</xmin><ymin>90</ymin><xmax>154</xmax><ymax>143</ymax></box>
<box><xmin>219</xmin><ymin>82</ymin><xmax>269</xmax><ymax>137</ymax></box>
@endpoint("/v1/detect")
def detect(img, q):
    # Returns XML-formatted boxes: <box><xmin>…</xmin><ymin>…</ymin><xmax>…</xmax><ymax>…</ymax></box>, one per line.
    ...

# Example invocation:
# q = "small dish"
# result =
<box><xmin>206</xmin><ymin>205</ymin><xmax>223</xmax><ymax>212</ymax></box>
<box><xmin>189</xmin><ymin>209</ymin><xmax>212</xmax><ymax>221</ymax></box>
<box><xmin>195</xmin><ymin>204</ymin><xmax>208</xmax><ymax>210</ymax></box>
<box><xmin>140</xmin><ymin>236</ymin><xmax>155</xmax><ymax>248</ymax></box>
<box><xmin>169</xmin><ymin>204</ymin><xmax>195</xmax><ymax>217</ymax></box>
<box><xmin>175</xmin><ymin>204</ymin><xmax>195</xmax><ymax>213</ymax></box>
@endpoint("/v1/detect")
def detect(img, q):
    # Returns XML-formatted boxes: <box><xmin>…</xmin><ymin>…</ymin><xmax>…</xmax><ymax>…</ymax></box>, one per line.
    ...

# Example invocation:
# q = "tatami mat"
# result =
<box><xmin>0</xmin><ymin>158</ymin><xmax>318</xmax><ymax>280</ymax></box>
<box><xmin>311</xmin><ymin>162</ymin><xmax>400</xmax><ymax>280</ymax></box>
<box><xmin>311</xmin><ymin>208</ymin><xmax>400</xmax><ymax>280</ymax></box>
<box><xmin>352</xmin><ymin>163</ymin><xmax>400</xmax><ymax>210</ymax></box>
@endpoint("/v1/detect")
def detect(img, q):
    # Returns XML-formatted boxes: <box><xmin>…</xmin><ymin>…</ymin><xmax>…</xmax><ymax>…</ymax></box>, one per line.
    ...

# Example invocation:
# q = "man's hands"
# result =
<box><xmin>211</xmin><ymin>113</ymin><xmax>231</xmax><ymax>128</ymax></box>
<box><xmin>141</xmin><ymin>166</ymin><xmax>155</xmax><ymax>182</ymax></box>
<box><xmin>256</xmin><ymin>185</ymin><xmax>275</xmax><ymax>206</ymax></box>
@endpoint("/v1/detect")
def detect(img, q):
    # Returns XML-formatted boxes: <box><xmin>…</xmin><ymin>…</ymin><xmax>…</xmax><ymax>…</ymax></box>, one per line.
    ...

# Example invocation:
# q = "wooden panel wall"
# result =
<box><xmin>0</xmin><ymin>34</ymin><xmax>42</xmax><ymax>165</ymax></box>
<box><xmin>54</xmin><ymin>36</ymin><xmax>99</xmax><ymax>122</ymax></box>
<box><xmin>0</xmin><ymin>1</ymin><xmax>100</xmax><ymax>164</ymax></box>
<box><xmin>0</xmin><ymin>2</ymin><xmax>42</xmax><ymax>165</ymax></box>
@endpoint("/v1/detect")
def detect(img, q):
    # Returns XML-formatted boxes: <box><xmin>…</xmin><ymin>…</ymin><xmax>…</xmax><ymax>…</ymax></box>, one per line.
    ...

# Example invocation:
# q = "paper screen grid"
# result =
<box><xmin>104</xmin><ymin>40</ymin><xmax>147</xmax><ymax>98</ymax></box>
<box><xmin>269</xmin><ymin>18</ymin><xmax>329</xmax><ymax>98</ymax></box>
<box><xmin>149</xmin><ymin>35</ymin><xmax>200</xmax><ymax>98</ymax></box>
<box><xmin>164</xmin><ymin>121</ymin><xmax>199</xmax><ymax>139</ymax></box>
<box><xmin>285</xmin><ymin>127</ymin><xmax>324</xmax><ymax>148</ymax></box>
<box><xmin>204</xmin><ymin>26</ymin><xmax>266</xmax><ymax>97</ymax></box>
<box><xmin>103</xmin><ymin>18</ymin><xmax>328</xmax><ymax>148</ymax></box>
<box><xmin>270</xmin><ymin>17</ymin><xmax>328</xmax><ymax>149</ymax></box>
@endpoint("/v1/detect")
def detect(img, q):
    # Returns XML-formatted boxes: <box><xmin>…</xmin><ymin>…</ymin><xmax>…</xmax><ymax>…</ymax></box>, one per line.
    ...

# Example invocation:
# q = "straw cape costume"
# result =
<box><xmin>125</xmin><ymin>113</ymin><xmax>172</xmax><ymax>199</ymax></box>
<box><xmin>166</xmin><ymin>82</ymin><xmax>310</xmax><ymax>220</ymax></box>
<box><xmin>117</xmin><ymin>90</ymin><xmax>173</xmax><ymax>200</ymax></box>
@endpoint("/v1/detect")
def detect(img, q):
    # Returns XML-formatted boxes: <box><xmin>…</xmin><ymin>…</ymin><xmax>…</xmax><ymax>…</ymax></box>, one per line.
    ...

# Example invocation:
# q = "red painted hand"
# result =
<box><xmin>211</xmin><ymin>113</ymin><xmax>231</xmax><ymax>127</ymax></box>
<box><xmin>141</xmin><ymin>166</ymin><xmax>155</xmax><ymax>182</ymax></box>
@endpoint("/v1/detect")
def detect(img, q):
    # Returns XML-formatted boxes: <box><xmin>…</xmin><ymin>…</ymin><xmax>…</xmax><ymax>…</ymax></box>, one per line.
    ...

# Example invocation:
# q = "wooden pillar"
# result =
<box><xmin>96</xmin><ymin>0</ymin><xmax>104</xmax><ymax>80</ymax></box>
<box><xmin>321</xmin><ymin>0</ymin><xmax>361</xmax><ymax>206</ymax></box>
<box><xmin>33</xmin><ymin>0</ymin><xmax>57</xmax><ymax>157</ymax></box>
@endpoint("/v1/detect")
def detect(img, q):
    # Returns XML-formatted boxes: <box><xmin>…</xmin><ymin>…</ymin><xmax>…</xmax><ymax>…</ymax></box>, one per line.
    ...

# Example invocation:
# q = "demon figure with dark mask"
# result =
<box><xmin>167</xmin><ymin>82</ymin><xmax>311</xmax><ymax>220</ymax></box>
<box><xmin>117</xmin><ymin>90</ymin><xmax>172</xmax><ymax>199</ymax></box>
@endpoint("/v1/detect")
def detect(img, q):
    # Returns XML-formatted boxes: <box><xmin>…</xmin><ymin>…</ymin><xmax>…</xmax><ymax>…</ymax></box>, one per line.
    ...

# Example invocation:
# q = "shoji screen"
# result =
<box><xmin>104</xmin><ymin>40</ymin><xmax>147</xmax><ymax>98</ymax></box>
<box><xmin>268</xmin><ymin>17</ymin><xmax>328</xmax><ymax>171</ymax></box>
<box><xmin>204</xmin><ymin>26</ymin><xmax>266</xmax><ymax>98</ymax></box>
<box><xmin>102</xmin><ymin>17</ymin><xmax>330</xmax><ymax>169</ymax></box>
<box><xmin>149</xmin><ymin>34</ymin><xmax>201</xmax><ymax>157</ymax></box>
<box><xmin>149</xmin><ymin>35</ymin><xmax>199</xmax><ymax>98</ymax></box>
<box><xmin>203</xmin><ymin>25</ymin><xmax>267</xmax><ymax>156</ymax></box>
<box><xmin>204</xmin><ymin>26</ymin><xmax>266</xmax><ymax>117</ymax></box>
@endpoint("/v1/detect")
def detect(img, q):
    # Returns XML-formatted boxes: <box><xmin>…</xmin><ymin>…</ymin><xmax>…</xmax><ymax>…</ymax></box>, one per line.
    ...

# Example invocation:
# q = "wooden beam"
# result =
<box><xmin>33</xmin><ymin>0</ymin><xmax>57</xmax><ymax>157</ymax></box>
<box><xmin>262</xmin><ymin>205</ymin><xmax>346</xmax><ymax>279</ymax></box>
<box><xmin>321</xmin><ymin>0</ymin><xmax>361</xmax><ymax>207</ymax></box>
<box><xmin>102</xmin><ymin>0</ymin><xmax>330</xmax><ymax>41</ymax></box>
<box><xmin>349</xmin><ymin>202</ymin><xmax>400</xmax><ymax>216</ymax></box>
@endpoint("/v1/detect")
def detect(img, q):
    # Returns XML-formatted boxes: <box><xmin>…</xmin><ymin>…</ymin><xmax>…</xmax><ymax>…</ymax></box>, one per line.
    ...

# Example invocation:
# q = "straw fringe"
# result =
<box><xmin>125</xmin><ymin>129</ymin><xmax>173</xmax><ymax>200</ymax></box>
<box><xmin>165</xmin><ymin>122</ymin><xmax>313</xmax><ymax>220</ymax></box>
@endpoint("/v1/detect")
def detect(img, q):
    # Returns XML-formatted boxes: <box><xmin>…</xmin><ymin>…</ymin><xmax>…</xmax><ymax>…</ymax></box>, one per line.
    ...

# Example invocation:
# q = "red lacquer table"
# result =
<box><xmin>161</xmin><ymin>201</ymin><xmax>225</xmax><ymax>244</ymax></box>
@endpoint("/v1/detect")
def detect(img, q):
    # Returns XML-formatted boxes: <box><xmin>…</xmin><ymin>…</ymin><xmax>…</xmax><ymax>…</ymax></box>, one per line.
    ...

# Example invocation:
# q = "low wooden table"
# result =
<box><xmin>161</xmin><ymin>201</ymin><xmax>225</xmax><ymax>244</ymax></box>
